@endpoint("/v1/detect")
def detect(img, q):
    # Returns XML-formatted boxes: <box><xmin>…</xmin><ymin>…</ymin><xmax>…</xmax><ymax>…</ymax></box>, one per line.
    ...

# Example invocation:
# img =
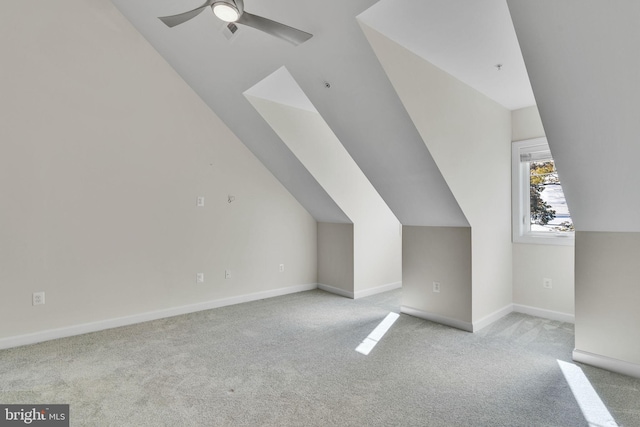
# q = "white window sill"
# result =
<box><xmin>514</xmin><ymin>233</ymin><xmax>575</xmax><ymax>246</ymax></box>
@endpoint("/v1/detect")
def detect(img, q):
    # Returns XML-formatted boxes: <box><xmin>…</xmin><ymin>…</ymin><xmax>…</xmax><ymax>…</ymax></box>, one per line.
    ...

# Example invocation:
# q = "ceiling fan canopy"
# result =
<box><xmin>158</xmin><ymin>0</ymin><xmax>312</xmax><ymax>46</ymax></box>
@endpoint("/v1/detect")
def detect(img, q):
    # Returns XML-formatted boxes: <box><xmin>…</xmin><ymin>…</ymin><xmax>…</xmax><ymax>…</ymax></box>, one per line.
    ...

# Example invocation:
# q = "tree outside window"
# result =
<box><xmin>530</xmin><ymin>161</ymin><xmax>574</xmax><ymax>233</ymax></box>
<box><xmin>512</xmin><ymin>138</ymin><xmax>574</xmax><ymax>245</ymax></box>
<box><xmin>529</xmin><ymin>160</ymin><xmax>574</xmax><ymax>233</ymax></box>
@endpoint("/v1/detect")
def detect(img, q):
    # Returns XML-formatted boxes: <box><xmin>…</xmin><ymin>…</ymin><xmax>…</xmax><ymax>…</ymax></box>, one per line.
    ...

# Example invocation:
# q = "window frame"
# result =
<box><xmin>512</xmin><ymin>137</ymin><xmax>574</xmax><ymax>246</ymax></box>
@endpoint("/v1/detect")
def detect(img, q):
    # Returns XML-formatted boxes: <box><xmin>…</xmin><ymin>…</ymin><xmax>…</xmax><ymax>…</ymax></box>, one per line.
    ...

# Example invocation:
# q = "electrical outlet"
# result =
<box><xmin>433</xmin><ymin>282</ymin><xmax>441</xmax><ymax>293</ymax></box>
<box><xmin>33</xmin><ymin>292</ymin><xmax>45</xmax><ymax>306</ymax></box>
<box><xmin>279</xmin><ymin>264</ymin><xmax>285</xmax><ymax>273</ymax></box>
<box><xmin>543</xmin><ymin>278</ymin><xmax>553</xmax><ymax>289</ymax></box>
<box><xmin>196</xmin><ymin>273</ymin><xmax>204</xmax><ymax>284</ymax></box>
<box><xmin>225</xmin><ymin>269</ymin><xmax>231</xmax><ymax>279</ymax></box>
<box><xmin>196</xmin><ymin>196</ymin><xmax>205</xmax><ymax>207</ymax></box>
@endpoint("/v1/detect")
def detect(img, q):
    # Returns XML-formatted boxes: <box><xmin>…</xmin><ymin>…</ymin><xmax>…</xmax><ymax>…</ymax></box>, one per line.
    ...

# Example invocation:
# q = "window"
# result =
<box><xmin>512</xmin><ymin>138</ymin><xmax>574</xmax><ymax>245</ymax></box>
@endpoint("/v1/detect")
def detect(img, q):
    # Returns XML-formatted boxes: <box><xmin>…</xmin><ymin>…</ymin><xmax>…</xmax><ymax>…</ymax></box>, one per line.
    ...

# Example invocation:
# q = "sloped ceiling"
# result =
<box><xmin>111</xmin><ymin>0</ymin><xmax>533</xmax><ymax>226</ymax></box>
<box><xmin>358</xmin><ymin>0</ymin><xmax>534</xmax><ymax>110</ymax></box>
<box><xmin>508</xmin><ymin>0</ymin><xmax>640</xmax><ymax>232</ymax></box>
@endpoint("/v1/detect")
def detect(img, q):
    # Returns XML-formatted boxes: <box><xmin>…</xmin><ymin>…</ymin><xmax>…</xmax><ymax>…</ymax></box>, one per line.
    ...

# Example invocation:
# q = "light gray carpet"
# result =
<box><xmin>1</xmin><ymin>289</ymin><xmax>639</xmax><ymax>426</ymax></box>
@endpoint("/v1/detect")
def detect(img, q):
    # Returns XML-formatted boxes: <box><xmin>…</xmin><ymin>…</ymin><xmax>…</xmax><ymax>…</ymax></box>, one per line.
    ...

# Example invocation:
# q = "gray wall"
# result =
<box><xmin>0</xmin><ymin>0</ymin><xmax>317</xmax><ymax>342</ymax></box>
<box><xmin>575</xmin><ymin>232</ymin><xmax>640</xmax><ymax>366</ymax></box>
<box><xmin>402</xmin><ymin>226</ymin><xmax>472</xmax><ymax>330</ymax></box>
<box><xmin>317</xmin><ymin>223</ymin><xmax>354</xmax><ymax>295</ymax></box>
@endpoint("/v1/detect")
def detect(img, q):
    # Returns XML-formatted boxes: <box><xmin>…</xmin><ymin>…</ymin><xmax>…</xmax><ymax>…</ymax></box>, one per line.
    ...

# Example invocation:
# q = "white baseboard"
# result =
<box><xmin>513</xmin><ymin>304</ymin><xmax>575</xmax><ymax>323</ymax></box>
<box><xmin>573</xmin><ymin>349</ymin><xmax>640</xmax><ymax>379</ymax></box>
<box><xmin>317</xmin><ymin>281</ymin><xmax>402</xmax><ymax>300</ymax></box>
<box><xmin>401</xmin><ymin>306</ymin><xmax>473</xmax><ymax>332</ymax></box>
<box><xmin>400</xmin><ymin>303</ymin><xmax>572</xmax><ymax>333</ymax></box>
<box><xmin>354</xmin><ymin>281</ymin><xmax>402</xmax><ymax>299</ymax></box>
<box><xmin>0</xmin><ymin>283</ymin><xmax>317</xmax><ymax>350</ymax></box>
<box><xmin>473</xmin><ymin>304</ymin><xmax>513</xmax><ymax>332</ymax></box>
<box><xmin>317</xmin><ymin>283</ymin><xmax>355</xmax><ymax>299</ymax></box>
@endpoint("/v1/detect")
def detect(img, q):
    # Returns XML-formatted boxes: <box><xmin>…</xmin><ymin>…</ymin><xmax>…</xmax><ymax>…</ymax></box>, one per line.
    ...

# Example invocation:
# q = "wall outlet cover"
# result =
<box><xmin>33</xmin><ymin>292</ymin><xmax>45</xmax><ymax>306</ymax></box>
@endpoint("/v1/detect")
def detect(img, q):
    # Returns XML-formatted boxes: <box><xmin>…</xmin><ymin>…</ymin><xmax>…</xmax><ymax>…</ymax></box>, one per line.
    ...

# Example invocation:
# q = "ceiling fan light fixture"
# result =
<box><xmin>213</xmin><ymin>3</ymin><xmax>240</xmax><ymax>22</ymax></box>
<box><xmin>159</xmin><ymin>0</ymin><xmax>311</xmax><ymax>45</ymax></box>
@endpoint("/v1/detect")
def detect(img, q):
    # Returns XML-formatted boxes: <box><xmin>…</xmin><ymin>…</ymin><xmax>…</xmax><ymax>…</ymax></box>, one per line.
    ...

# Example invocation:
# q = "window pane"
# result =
<box><xmin>529</xmin><ymin>161</ymin><xmax>574</xmax><ymax>233</ymax></box>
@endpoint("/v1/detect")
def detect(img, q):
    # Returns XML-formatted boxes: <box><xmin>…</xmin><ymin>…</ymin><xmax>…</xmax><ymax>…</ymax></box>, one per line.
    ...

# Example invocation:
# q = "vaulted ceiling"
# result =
<box><xmin>111</xmin><ymin>0</ymin><xmax>639</xmax><ymax>232</ymax></box>
<box><xmin>111</xmin><ymin>0</ymin><xmax>531</xmax><ymax>227</ymax></box>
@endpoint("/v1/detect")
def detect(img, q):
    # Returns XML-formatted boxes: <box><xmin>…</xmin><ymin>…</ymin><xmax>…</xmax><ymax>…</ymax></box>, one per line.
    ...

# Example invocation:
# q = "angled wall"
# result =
<box><xmin>508</xmin><ymin>0</ymin><xmax>640</xmax><ymax>233</ymax></box>
<box><xmin>0</xmin><ymin>0</ymin><xmax>317</xmax><ymax>346</ymax></box>
<box><xmin>246</xmin><ymin>73</ymin><xmax>402</xmax><ymax>297</ymax></box>
<box><xmin>509</xmin><ymin>0</ymin><xmax>640</xmax><ymax>377</ymax></box>
<box><xmin>360</xmin><ymin>23</ymin><xmax>512</xmax><ymax>330</ymax></box>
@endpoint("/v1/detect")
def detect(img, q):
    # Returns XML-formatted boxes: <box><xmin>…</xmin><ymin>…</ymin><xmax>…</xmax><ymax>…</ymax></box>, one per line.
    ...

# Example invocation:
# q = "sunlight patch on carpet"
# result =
<box><xmin>356</xmin><ymin>312</ymin><xmax>399</xmax><ymax>355</ymax></box>
<box><xmin>557</xmin><ymin>360</ymin><xmax>618</xmax><ymax>427</ymax></box>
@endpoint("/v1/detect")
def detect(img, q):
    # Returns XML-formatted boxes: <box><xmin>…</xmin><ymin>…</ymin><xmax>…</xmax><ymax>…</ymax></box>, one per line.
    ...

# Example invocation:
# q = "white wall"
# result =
<box><xmin>246</xmin><ymin>95</ymin><xmax>402</xmax><ymax>296</ymax></box>
<box><xmin>0</xmin><ymin>0</ymin><xmax>317</xmax><ymax>342</ymax></box>
<box><xmin>513</xmin><ymin>244</ymin><xmax>574</xmax><ymax>318</ymax></box>
<box><xmin>511</xmin><ymin>106</ymin><xmax>575</xmax><ymax>319</ymax></box>
<box><xmin>361</xmin><ymin>23</ymin><xmax>512</xmax><ymax>325</ymax></box>
<box><xmin>511</xmin><ymin>106</ymin><xmax>546</xmax><ymax>142</ymax></box>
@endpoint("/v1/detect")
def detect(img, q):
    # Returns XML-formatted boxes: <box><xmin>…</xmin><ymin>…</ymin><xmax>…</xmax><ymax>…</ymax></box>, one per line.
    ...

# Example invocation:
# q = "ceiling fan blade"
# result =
<box><xmin>159</xmin><ymin>0</ymin><xmax>215</xmax><ymax>28</ymax></box>
<box><xmin>236</xmin><ymin>12</ymin><xmax>312</xmax><ymax>46</ymax></box>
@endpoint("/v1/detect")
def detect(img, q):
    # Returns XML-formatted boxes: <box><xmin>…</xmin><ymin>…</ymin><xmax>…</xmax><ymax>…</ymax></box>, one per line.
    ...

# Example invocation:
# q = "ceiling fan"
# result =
<box><xmin>159</xmin><ymin>0</ymin><xmax>313</xmax><ymax>46</ymax></box>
